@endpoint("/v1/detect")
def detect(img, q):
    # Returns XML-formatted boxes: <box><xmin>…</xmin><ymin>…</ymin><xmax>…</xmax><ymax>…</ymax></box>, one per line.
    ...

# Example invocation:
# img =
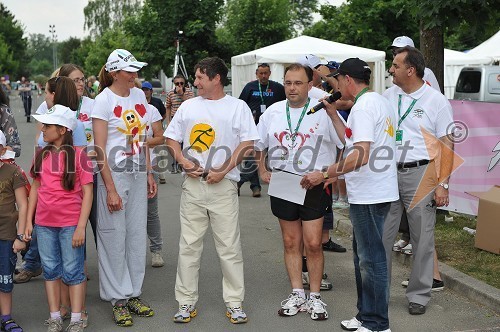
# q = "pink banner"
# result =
<box><xmin>446</xmin><ymin>100</ymin><xmax>500</xmax><ymax>215</ymax></box>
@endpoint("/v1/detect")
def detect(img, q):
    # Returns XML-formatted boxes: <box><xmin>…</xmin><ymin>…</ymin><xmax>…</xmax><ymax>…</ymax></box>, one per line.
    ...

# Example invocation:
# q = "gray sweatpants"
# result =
<box><xmin>97</xmin><ymin>171</ymin><xmax>147</xmax><ymax>305</ymax></box>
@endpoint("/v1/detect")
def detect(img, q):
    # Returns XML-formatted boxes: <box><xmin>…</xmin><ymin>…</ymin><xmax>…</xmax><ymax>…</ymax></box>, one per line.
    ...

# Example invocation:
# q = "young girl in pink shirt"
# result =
<box><xmin>26</xmin><ymin>105</ymin><xmax>93</xmax><ymax>332</ymax></box>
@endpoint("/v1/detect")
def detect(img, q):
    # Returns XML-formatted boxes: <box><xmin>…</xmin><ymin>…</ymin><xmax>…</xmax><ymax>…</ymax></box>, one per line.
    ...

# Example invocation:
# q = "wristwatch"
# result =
<box><xmin>16</xmin><ymin>234</ymin><xmax>24</xmax><ymax>241</ymax></box>
<box><xmin>439</xmin><ymin>182</ymin><xmax>449</xmax><ymax>190</ymax></box>
<box><xmin>322</xmin><ymin>171</ymin><xmax>329</xmax><ymax>180</ymax></box>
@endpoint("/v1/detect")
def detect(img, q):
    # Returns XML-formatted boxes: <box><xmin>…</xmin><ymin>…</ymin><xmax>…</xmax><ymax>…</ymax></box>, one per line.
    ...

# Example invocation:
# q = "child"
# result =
<box><xmin>0</xmin><ymin>130</ymin><xmax>28</xmax><ymax>332</ymax></box>
<box><xmin>26</xmin><ymin>105</ymin><xmax>93</xmax><ymax>332</ymax></box>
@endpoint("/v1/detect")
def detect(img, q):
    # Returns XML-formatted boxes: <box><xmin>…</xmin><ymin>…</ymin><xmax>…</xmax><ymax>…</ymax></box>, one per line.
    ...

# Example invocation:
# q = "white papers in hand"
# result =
<box><xmin>268</xmin><ymin>169</ymin><xmax>306</xmax><ymax>205</ymax></box>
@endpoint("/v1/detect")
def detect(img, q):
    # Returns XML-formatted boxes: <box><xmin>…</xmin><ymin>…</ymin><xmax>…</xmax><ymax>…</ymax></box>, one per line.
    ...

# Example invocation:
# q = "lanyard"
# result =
<box><xmin>286</xmin><ymin>98</ymin><xmax>310</xmax><ymax>144</ymax></box>
<box><xmin>76</xmin><ymin>97</ymin><xmax>83</xmax><ymax>119</ymax></box>
<box><xmin>258</xmin><ymin>82</ymin><xmax>270</xmax><ymax>105</ymax></box>
<box><xmin>397</xmin><ymin>95</ymin><xmax>418</xmax><ymax>128</ymax></box>
<box><xmin>354</xmin><ymin>87</ymin><xmax>369</xmax><ymax>104</ymax></box>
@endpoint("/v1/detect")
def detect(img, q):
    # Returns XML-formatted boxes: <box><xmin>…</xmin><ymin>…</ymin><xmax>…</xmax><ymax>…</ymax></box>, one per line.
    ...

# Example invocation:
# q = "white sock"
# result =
<box><xmin>50</xmin><ymin>311</ymin><xmax>61</xmax><ymax>320</ymax></box>
<box><xmin>71</xmin><ymin>312</ymin><xmax>82</xmax><ymax>323</ymax></box>
<box><xmin>292</xmin><ymin>288</ymin><xmax>306</xmax><ymax>299</ymax></box>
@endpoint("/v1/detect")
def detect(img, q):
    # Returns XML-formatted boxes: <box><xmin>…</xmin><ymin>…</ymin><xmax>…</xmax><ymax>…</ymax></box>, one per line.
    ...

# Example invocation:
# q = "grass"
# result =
<box><xmin>435</xmin><ymin>212</ymin><xmax>500</xmax><ymax>289</ymax></box>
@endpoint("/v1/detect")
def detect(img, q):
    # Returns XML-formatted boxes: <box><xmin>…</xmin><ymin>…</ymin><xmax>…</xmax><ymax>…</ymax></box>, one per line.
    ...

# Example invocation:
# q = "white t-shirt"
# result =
<box><xmin>255</xmin><ymin>99</ymin><xmax>344</xmax><ymax>175</ymax></box>
<box><xmin>423</xmin><ymin>68</ymin><xmax>440</xmax><ymax>92</ymax></box>
<box><xmin>343</xmin><ymin>92</ymin><xmax>399</xmax><ymax>204</ymax></box>
<box><xmin>308</xmin><ymin>86</ymin><xmax>329</xmax><ymax>100</ymax></box>
<box><xmin>164</xmin><ymin>95</ymin><xmax>259</xmax><ymax>182</ymax></box>
<box><xmin>145</xmin><ymin>104</ymin><xmax>163</xmax><ymax>165</ymax></box>
<box><xmin>383</xmin><ymin>83</ymin><xmax>454</xmax><ymax>163</ymax></box>
<box><xmin>91</xmin><ymin>87</ymin><xmax>149</xmax><ymax>166</ymax></box>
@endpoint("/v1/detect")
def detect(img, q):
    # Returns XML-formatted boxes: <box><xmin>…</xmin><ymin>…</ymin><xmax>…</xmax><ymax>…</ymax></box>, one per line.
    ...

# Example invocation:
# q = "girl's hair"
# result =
<box><xmin>0</xmin><ymin>86</ymin><xmax>8</xmax><ymax>107</ymax></box>
<box><xmin>31</xmin><ymin>128</ymin><xmax>76</xmax><ymax>191</ymax></box>
<box><xmin>98</xmin><ymin>65</ymin><xmax>114</xmax><ymax>93</ymax></box>
<box><xmin>58</xmin><ymin>64</ymin><xmax>85</xmax><ymax>78</ymax></box>
<box><xmin>46</xmin><ymin>77</ymin><xmax>79</xmax><ymax>111</ymax></box>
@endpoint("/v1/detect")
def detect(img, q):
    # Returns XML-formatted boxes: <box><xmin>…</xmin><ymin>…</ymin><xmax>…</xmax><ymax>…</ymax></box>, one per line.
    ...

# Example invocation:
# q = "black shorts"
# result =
<box><xmin>270</xmin><ymin>183</ymin><xmax>331</xmax><ymax>221</ymax></box>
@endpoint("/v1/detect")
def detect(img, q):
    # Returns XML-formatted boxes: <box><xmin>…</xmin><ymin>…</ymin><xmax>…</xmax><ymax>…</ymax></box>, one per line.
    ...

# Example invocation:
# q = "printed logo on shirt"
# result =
<box><xmin>252</xmin><ymin>91</ymin><xmax>275</xmax><ymax>97</ymax></box>
<box><xmin>385</xmin><ymin>117</ymin><xmax>395</xmax><ymax>137</ymax></box>
<box><xmin>188</xmin><ymin>123</ymin><xmax>215</xmax><ymax>152</ymax></box>
<box><xmin>413</xmin><ymin>109</ymin><xmax>424</xmax><ymax>119</ymax></box>
<box><xmin>114</xmin><ymin>104</ymin><xmax>147</xmax><ymax>155</ymax></box>
<box><xmin>274</xmin><ymin>129</ymin><xmax>310</xmax><ymax>161</ymax></box>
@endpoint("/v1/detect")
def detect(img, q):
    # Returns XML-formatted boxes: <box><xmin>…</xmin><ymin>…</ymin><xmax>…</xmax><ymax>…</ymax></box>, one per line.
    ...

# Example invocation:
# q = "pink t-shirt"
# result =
<box><xmin>34</xmin><ymin>147</ymin><xmax>93</xmax><ymax>227</ymax></box>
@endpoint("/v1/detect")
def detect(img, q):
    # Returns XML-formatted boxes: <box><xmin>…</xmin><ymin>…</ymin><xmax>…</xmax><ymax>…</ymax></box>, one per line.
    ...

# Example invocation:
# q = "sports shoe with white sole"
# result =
<box><xmin>151</xmin><ymin>252</ymin><xmax>164</xmax><ymax>267</ymax></box>
<box><xmin>402</xmin><ymin>278</ymin><xmax>444</xmax><ymax>292</ymax></box>
<box><xmin>278</xmin><ymin>292</ymin><xmax>307</xmax><ymax>316</ymax></box>
<box><xmin>355</xmin><ymin>327</ymin><xmax>391</xmax><ymax>332</ymax></box>
<box><xmin>226</xmin><ymin>306</ymin><xmax>248</xmax><ymax>324</ymax></box>
<box><xmin>173</xmin><ymin>304</ymin><xmax>197</xmax><ymax>323</ymax></box>
<box><xmin>392</xmin><ymin>239</ymin><xmax>408</xmax><ymax>252</ymax></box>
<box><xmin>301</xmin><ymin>272</ymin><xmax>333</xmax><ymax>291</ymax></box>
<box><xmin>401</xmin><ymin>243</ymin><xmax>413</xmax><ymax>255</ymax></box>
<box><xmin>307</xmin><ymin>294</ymin><xmax>328</xmax><ymax>320</ymax></box>
<box><xmin>341</xmin><ymin>317</ymin><xmax>362</xmax><ymax>331</ymax></box>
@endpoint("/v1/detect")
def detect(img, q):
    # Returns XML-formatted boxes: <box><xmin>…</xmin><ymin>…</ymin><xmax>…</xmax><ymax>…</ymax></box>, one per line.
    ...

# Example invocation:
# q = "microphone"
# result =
<box><xmin>307</xmin><ymin>91</ymin><xmax>342</xmax><ymax>115</ymax></box>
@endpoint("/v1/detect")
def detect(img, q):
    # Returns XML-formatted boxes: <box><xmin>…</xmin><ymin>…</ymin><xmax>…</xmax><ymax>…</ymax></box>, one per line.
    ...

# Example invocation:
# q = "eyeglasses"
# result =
<box><xmin>284</xmin><ymin>81</ymin><xmax>307</xmax><ymax>87</ymax></box>
<box><xmin>72</xmin><ymin>77</ymin><xmax>87</xmax><ymax>84</ymax></box>
<box><xmin>174</xmin><ymin>82</ymin><xmax>185</xmax><ymax>86</ymax></box>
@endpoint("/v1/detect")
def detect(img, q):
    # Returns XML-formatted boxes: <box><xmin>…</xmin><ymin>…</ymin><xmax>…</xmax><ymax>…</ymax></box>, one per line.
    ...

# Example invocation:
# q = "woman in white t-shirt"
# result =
<box><xmin>91</xmin><ymin>49</ymin><xmax>157</xmax><ymax>327</ymax></box>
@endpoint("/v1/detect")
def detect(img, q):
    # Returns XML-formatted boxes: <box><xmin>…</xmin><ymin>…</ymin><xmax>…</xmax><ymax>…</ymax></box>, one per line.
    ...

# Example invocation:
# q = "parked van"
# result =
<box><xmin>454</xmin><ymin>66</ymin><xmax>500</xmax><ymax>103</ymax></box>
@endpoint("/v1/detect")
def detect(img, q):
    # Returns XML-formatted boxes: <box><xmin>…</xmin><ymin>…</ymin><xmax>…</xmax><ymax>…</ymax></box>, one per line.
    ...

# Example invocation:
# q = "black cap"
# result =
<box><xmin>330</xmin><ymin>58</ymin><xmax>371</xmax><ymax>80</ymax></box>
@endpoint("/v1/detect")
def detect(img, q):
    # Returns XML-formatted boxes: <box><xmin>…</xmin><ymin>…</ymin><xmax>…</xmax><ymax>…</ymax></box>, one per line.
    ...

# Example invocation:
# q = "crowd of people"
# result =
<box><xmin>0</xmin><ymin>35</ymin><xmax>455</xmax><ymax>332</ymax></box>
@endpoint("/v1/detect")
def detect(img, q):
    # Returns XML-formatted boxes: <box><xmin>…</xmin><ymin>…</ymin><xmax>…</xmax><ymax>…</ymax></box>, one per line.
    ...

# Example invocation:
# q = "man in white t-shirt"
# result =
<box><xmin>256</xmin><ymin>63</ymin><xmax>344</xmax><ymax>322</ymax></box>
<box><xmin>301</xmin><ymin>58</ymin><xmax>398</xmax><ymax>332</ymax></box>
<box><xmin>164</xmin><ymin>57</ymin><xmax>259</xmax><ymax>325</ymax></box>
<box><xmin>382</xmin><ymin>46</ymin><xmax>454</xmax><ymax>316</ymax></box>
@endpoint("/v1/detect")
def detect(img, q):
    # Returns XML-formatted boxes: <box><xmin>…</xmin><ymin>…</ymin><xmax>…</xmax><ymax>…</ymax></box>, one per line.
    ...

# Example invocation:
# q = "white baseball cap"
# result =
<box><xmin>297</xmin><ymin>54</ymin><xmax>323</xmax><ymax>69</ymax></box>
<box><xmin>390</xmin><ymin>36</ymin><xmax>415</xmax><ymax>48</ymax></box>
<box><xmin>32</xmin><ymin>104</ymin><xmax>78</xmax><ymax>131</ymax></box>
<box><xmin>0</xmin><ymin>130</ymin><xmax>6</xmax><ymax>147</ymax></box>
<box><xmin>105</xmin><ymin>49</ymin><xmax>148</xmax><ymax>73</ymax></box>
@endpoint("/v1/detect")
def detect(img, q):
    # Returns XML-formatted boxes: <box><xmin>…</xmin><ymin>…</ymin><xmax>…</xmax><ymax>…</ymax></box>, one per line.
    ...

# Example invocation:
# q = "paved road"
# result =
<box><xmin>7</xmin><ymin>95</ymin><xmax>500</xmax><ymax>331</ymax></box>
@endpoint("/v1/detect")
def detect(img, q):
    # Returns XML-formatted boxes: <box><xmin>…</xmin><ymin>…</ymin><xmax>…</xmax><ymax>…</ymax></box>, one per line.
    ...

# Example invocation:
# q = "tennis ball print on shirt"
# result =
<box><xmin>114</xmin><ymin>104</ymin><xmax>147</xmax><ymax>155</ymax></box>
<box><xmin>187</xmin><ymin>123</ymin><xmax>215</xmax><ymax>153</ymax></box>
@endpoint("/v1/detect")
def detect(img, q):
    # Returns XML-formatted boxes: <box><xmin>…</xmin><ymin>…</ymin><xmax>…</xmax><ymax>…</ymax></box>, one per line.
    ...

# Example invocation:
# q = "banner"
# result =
<box><xmin>446</xmin><ymin>100</ymin><xmax>500</xmax><ymax>215</ymax></box>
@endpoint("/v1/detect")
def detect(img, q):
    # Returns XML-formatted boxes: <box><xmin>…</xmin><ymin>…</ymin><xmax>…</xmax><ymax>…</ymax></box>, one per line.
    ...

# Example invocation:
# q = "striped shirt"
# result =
<box><xmin>165</xmin><ymin>87</ymin><xmax>194</xmax><ymax>119</ymax></box>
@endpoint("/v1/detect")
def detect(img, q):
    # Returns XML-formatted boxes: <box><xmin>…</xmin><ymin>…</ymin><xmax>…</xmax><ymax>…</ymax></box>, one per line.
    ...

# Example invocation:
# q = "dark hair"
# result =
<box><xmin>98</xmin><ymin>65</ymin><xmax>114</xmax><ymax>93</ymax></box>
<box><xmin>194</xmin><ymin>57</ymin><xmax>229</xmax><ymax>86</ymax></box>
<box><xmin>351</xmin><ymin>77</ymin><xmax>370</xmax><ymax>86</ymax></box>
<box><xmin>257</xmin><ymin>63</ymin><xmax>270</xmax><ymax>71</ymax></box>
<box><xmin>58</xmin><ymin>64</ymin><xmax>85</xmax><ymax>78</ymax></box>
<box><xmin>173</xmin><ymin>74</ymin><xmax>186</xmax><ymax>82</ymax></box>
<box><xmin>0</xmin><ymin>86</ymin><xmax>8</xmax><ymax>107</ymax></box>
<box><xmin>47</xmin><ymin>77</ymin><xmax>79</xmax><ymax>111</ymax></box>
<box><xmin>394</xmin><ymin>46</ymin><xmax>425</xmax><ymax>79</ymax></box>
<box><xmin>284</xmin><ymin>63</ymin><xmax>313</xmax><ymax>82</ymax></box>
<box><xmin>31</xmin><ymin>128</ymin><xmax>76</xmax><ymax>191</ymax></box>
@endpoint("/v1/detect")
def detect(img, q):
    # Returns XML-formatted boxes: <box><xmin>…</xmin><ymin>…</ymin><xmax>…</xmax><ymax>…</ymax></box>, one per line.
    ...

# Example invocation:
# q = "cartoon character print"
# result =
<box><xmin>114</xmin><ymin>104</ymin><xmax>147</xmax><ymax>155</ymax></box>
<box><xmin>274</xmin><ymin>128</ymin><xmax>310</xmax><ymax>161</ymax></box>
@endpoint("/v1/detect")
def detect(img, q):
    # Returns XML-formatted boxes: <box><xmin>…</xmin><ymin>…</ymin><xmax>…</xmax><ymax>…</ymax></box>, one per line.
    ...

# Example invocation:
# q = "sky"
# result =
<box><xmin>2</xmin><ymin>0</ymin><xmax>345</xmax><ymax>41</ymax></box>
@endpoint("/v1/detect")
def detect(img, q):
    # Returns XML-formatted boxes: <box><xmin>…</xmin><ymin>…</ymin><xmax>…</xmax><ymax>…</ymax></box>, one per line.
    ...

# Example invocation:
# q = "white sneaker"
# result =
<box><xmin>173</xmin><ymin>304</ymin><xmax>197</xmax><ymax>323</ymax></box>
<box><xmin>307</xmin><ymin>294</ymin><xmax>328</xmax><ymax>320</ymax></box>
<box><xmin>332</xmin><ymin>199</ymin><xmax>349</xmax><ymax>209</ymax></box>
<box><xmin>278</xmin><ymin>292</ymin><xmax>307</xmax><ymax>316</ymax></box>
<box><xmin>392</xmin><ymin>239</ymin><xmax>408</xmax><ymax>252</ymax></box>
<box><xmin>226</xmin><ymin>306</ymin><xmax>248</xmax><ymax>324</ymax></box>
<box><xmin>302</xmin><ymin>272</ymin><xmax>309</xmax><ymax>285</ymax></box>
<box><xmin>401</xmin><ymin>279</ymin><xmax>409</xmax><ymax>287</ymax></box>
<box><xmin>151</xmin><ymin>252</ymin><xmax>164</xmax><ymax>267</ymax></box>
<box><xmin>341</xmin><ymin>317</ymin><xmax>362</xmax><ymax>331</ymax></box>
<box><xmin>401</xmin><ymin>243</ymin><xmax>413</xmax><ymax>255</ymax></box>
<box><xmin>355</xmin><ymin>327</ymin><xmax>391</xmax><ymax>332</ymax></box>
<box><xmin>302</xmin><ymin>272</ymin><xmax>332</xmax><ymax>290</ymax></box>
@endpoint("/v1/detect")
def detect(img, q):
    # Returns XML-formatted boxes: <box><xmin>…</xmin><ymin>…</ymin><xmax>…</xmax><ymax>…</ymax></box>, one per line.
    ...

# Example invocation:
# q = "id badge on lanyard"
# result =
<box><xmin>395</xmin><ymin>129</ymin><xmax>403</xmax><ymax>146</ymax></box>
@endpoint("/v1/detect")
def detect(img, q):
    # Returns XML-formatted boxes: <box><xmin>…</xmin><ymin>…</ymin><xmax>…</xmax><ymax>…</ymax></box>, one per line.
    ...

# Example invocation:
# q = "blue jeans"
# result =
<box><xmin>147</xmin><ymin>173</ymin><xmax>163</xmax><ymax>252</ymax></box>
<box><xmin>36</xmin><ymin>225</ymin><xmax>86</xmax><ymax>285</ymax></box>
<box><xmin>22</xmin><ymin>227</ymin><xmax>42</xmax><ymax>272</ymax></box>
<box><xmin>0</xmin><ymin>240</ymin><xmax>16</xmax><ymax>293</ymax></box>
<box><xmin>350</xmin><ymin>203</ymin><xmax>390</xmax><ymax>331</ymax></box>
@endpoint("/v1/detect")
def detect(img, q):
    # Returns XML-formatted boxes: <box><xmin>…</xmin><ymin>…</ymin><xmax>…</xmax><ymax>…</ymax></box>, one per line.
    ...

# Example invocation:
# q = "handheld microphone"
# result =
<box><xmin>307</xmin><ymin>91</ymin><xmax>342</xmax><ymax>115</ymax></box>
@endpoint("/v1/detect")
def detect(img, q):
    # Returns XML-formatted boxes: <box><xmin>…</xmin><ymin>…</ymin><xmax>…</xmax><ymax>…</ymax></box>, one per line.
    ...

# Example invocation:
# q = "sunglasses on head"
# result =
<box><xmin>174</xmin><ymin>82</ymin><xmax>185</xmax><ymax>86</ymax></box>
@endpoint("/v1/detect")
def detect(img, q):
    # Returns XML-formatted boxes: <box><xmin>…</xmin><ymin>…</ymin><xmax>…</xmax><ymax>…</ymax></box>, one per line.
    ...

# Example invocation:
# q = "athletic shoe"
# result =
<box><xmin>392</xmin><ymin>239</ymin><xmax>408</xmax><ymax>252</ymax></box>
<box><xmin>401</xmin><ymin>243</ymin><xmax>413</xmax><ymax>255</ymax></box>
<box><xmin>173</xmin><ymin>304</ymin><xmax>197</xmax><ymax>323</ymax></box>
<box><xmin>45</xmin><ymin>317</ymin><xmax>63</xmax><ymax>332</ymax></box>
<box><xmin>307</xmin><ymin>294</ymin><xmax>328</xmax><ymax>320</ymax></box>
<box><xmin>302</xmin><ymin>272</ymin><xmax>333</xmax><ymax>291</ymax></box>
<box><xmin>302</xmin><ymin>271</ymin><xmax>309</xmax><ymax>285</ymax></box>
<box><xmin>332</xmin><ymin>199</ymin><xmax>349</xmax><ymax>209</ymax></box>
<box><xmin>323</xmin><ymin>238</ymin><xmax>347</xmax><ymax>252</ymax></box>
<box><xmin>432</xmin><ymin>278</ymin><xmax>445</xmax><ymax>291</ymax></box>
<box><xmin>65</xmin><ymin>320</ymin><xmax>84</xmax><ymax>332</ymax></box>
<box><xmin>401</xmin><ymin>279</ymin><xmax>409</xmax><ymax>287</ymax></box>
<box><xmin>226</xmin><ymin>306</ymin><xmax>248</xmax><ymax>324</ymax></box>
<box><xmin>159</xmin><ymin>178</ymin><xmax>166</xmax><ymax>184</ymax></box>
<box><xmin>127</xmin><ymin>297</ymin><xmax>154</xmax><ymax>317</ymax></box>
<box><xmin>408</xmin><ymin>302</ymin><xmax>426</xmax><ymax>315</ymax></box>
<box><xmin>354</xmin><ymin>327</ymin><xmax>391</xmax><ymax>332</ymax></box>
<box><xmin>112</xmin><ymin>304</ymin><xmax>133</xmax><ymax>327</ymax></box>
<box><xmin>13</xmin><ymin>268</ymin><xmax>42</xmax><ymax>283</ymax></box>
<box><xmin>151</xmin><ymin>252</ymin><xmax>164</xmax><ymax>267</ymax></box>
<box><xmin>341</xmin><ymin>317</ymin><xmax>362</xmax><ymax>331</ymax></box>
<box><xmin>252</xmin><ymin>187</ymin><xmax>261</xmax><ymax>197</ymax></box>
<box><xmin>278</xmin><ymin>292</ymin><xmax>307</xmax><ymax>316</ymax></box>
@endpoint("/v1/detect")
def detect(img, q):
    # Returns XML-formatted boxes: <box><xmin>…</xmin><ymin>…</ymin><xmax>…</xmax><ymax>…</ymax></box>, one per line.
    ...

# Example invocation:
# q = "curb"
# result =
<box><xmin>333</xmin><ymin>208</ymin><xmax>500</xmax><ymax>314</ymax></box>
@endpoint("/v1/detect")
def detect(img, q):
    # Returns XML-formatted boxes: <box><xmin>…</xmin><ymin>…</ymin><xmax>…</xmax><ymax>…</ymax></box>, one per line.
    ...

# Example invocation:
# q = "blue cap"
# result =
<box><xmin>141</xmin><ymin>81</ymin><xmax>153</xmax><ymax>90</ymax></box>
<box><xmin>326</xmin><ymin>61</ymin><xmax>340</xmax><ymax>70</ymax></box>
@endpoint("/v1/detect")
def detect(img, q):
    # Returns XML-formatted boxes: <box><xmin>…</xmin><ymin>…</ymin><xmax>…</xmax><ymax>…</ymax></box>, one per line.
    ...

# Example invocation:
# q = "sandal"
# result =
<box><xmin>81</xmin><ymin>310</ymin><xmax>89</xmax><ymax>328</ymax></box>
<box><xmin>1</xmin><ymin>318</ymin><xmax>23</xmax><ymax>332</ymax></box>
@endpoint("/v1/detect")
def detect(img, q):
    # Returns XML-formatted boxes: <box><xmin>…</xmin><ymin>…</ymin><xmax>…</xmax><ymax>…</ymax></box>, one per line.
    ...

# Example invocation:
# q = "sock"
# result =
<box><xmin>70</xmin><ymin>312</ymin><xmax>82</xmax><ymax>323</ymax></box>
<box><xmin>50</xmin><ymin>311</ymin><xmax>61</xmax><ymax>320</ymax></box>
<box><xmin>292</xmin><ymin>288</ymin><xmax>306</xmax><ymax>299</ymax></box>
<box><xmin>310</xmin><ymin>292</ymin><xmax>321</xmax><ymax>299</ymax></box>
<box><xmin>115</xmin><ymin>299</ymin><xmax>127</xmax><ymax>307</ymax></box>
<box><xmin>302</xmin><ymin>256</ymin><xmax>308</xmax><ymax>272</ymax></box>
<box><xmin>1</xmin><ymin>314</ymin><xmax>12</xmax><ymax>322</ymax></box>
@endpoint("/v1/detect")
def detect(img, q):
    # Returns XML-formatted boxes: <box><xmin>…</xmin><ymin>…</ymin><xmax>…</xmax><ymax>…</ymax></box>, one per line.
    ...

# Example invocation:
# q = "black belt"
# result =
<box><xmin>397</xmin><ymin>159</ymin><xmax>431</xmax><ymax>170</ymax></box>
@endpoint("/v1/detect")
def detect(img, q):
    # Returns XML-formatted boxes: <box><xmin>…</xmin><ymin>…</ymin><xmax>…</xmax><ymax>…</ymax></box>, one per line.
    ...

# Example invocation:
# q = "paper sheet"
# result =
<box><xmin>268</xmin><ymin>169</ymin><xmax>306</xmax><ymax>205</ymax></box>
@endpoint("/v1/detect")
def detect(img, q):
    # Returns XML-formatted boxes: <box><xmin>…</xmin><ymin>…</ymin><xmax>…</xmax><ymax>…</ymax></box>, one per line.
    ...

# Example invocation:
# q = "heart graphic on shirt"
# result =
<box><xmin>113</xmin><ymin>105</ymin><xmax>123</xmax><ymax>117</ymax></box>
<box><xmin>345</xmin><ymin>127</ymin><xmax>352</xmax><ymax>139</ymax></box>
<box><xmin>135</xmin><ymin>104</ymin><xmax>147</xmax><ymax>117</ymax></box>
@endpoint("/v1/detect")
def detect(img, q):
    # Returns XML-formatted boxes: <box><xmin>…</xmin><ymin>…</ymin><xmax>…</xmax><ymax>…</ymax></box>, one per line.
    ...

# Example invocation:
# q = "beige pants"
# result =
<box><xmin>175</xmin><ymin>177</ymin><xmax>245</xmax><ymax>307</ymax></box>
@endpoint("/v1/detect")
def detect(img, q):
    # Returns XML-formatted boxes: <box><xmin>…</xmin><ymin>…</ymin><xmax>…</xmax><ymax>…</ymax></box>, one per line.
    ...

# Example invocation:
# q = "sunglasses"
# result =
<box><xmin>174</xmin><ymin>82</ymin><xmax>185</xmax><ymax>86</ymax></box>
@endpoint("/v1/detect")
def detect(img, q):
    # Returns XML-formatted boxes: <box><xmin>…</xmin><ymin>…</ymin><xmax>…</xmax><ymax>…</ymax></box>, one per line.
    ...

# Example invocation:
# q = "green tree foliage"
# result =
<box><xmin>290</xmin><ymin>0</ymin><xmax>319</xmax><ymax>33</ymax></box>
<box><xmin>26</xmin><ymin>34</ymin><xmax>54</xmax><ymax>76</ymax></box>
<box><xmin>59</xmin><ymin>37</ymin><xmax>83</xmax><ymax>65</ymax></box>
<box><xmin>84</xmin><ymin>0</ymin><xmax>141</xmax><ymax>38</ymax></box>
<box><xmin>0</xmin><ymin>3</ymin><xmax>28</xmax><ymax>78</ymax></box>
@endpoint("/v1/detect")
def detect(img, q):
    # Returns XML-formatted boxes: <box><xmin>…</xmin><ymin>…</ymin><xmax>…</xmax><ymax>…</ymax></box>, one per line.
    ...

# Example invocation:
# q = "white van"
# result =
<box><xmin>454</xmin><ymin>66</ymin><xmax>500</xmax><ymax>103</ymax></box>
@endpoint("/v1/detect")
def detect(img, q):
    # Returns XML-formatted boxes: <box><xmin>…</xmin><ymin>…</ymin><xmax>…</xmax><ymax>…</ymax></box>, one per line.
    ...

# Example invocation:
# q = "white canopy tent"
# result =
<box><xmin>468</xmin><ymin>30</ymin><xmax>500</xmax><ymax>62</ymax></box>
<box><xmin>444</xmin><ymin>48</ymin><xmax>492</xmax><ymax>98</ymax></box>
<box><xmin>231</xmin><ymin>36</ymin><xmax>386</xmax><ymax>97</ymax></box>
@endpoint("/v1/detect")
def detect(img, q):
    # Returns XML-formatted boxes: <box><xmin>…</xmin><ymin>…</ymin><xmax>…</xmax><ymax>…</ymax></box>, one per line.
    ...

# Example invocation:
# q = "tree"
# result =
<box><xmin>84</xmin><ymin>0</ymin><xmax>141</xmax><ymax>38</ymax></box>
<box><xmin>0</xmin><ymin>36</ymin><xmax>17</xmax><ymax>75</ymax></box>
<box><xmin>0</xmin><ymin>3</ymin><xmax>28</xmax><ymax>78</ymax></box>
<box><xmin>290</xmin><ymin>0</ymin><xmax>319</xmax><ymax>33</ymax></box>
<box><xmin>59</xmin><ymin>37</ymin><xmax>83</xmax><ymax>65</ymax></box>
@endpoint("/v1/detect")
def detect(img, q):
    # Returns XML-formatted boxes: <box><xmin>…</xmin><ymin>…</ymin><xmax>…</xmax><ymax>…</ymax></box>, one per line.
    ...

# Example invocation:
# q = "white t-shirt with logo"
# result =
<box><xmin>91</xmin><ymin>87</ymin><xmax>149</xmax><ymax>166</ymax></box>
<box><xmin>255</xmin><ymin>98</ymin><xmax>344</xmax><ymax>175</ymax></box>
<box><xmin>343</xmin><ymin>92</ymin><xmax>399</xmax><ymax>204</ymax></box>
<box><xmin>164</xmin><ymin>95</ymin><xmax>259</xmax><ymax>182</ymax></box>
<box><xmin>145</xmin><ymin>104</ymin><xmax>163</xmax><ymax>165</ymax></box>
<box><xmin>383</xmin><ymin>83</ymin><xmax>454</xmax><ymax>163</ymax></box>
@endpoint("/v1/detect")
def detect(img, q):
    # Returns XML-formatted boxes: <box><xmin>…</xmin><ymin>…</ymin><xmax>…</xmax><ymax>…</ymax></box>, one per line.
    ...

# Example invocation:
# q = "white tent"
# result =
<box><xmin>444</xmin><ymin>48</ymin><xmax>492</xmax><ymax>98</ymax></box>
<box><xmin>468</xmin><ymin>30</ymin><xmax>500</xmax><ymax>62</ymax></box>
<box><xmin>231</xmin><ymin>36</ymin><xmax>386</xmax><ymax>97</ymax></box>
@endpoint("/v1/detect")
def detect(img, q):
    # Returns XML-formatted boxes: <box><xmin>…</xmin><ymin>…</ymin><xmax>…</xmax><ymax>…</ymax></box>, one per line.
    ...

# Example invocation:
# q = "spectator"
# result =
<box><xmin>0</xmin><ymin>88</ymin><xmax>21</xmax><ymax>157</ymax></box>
